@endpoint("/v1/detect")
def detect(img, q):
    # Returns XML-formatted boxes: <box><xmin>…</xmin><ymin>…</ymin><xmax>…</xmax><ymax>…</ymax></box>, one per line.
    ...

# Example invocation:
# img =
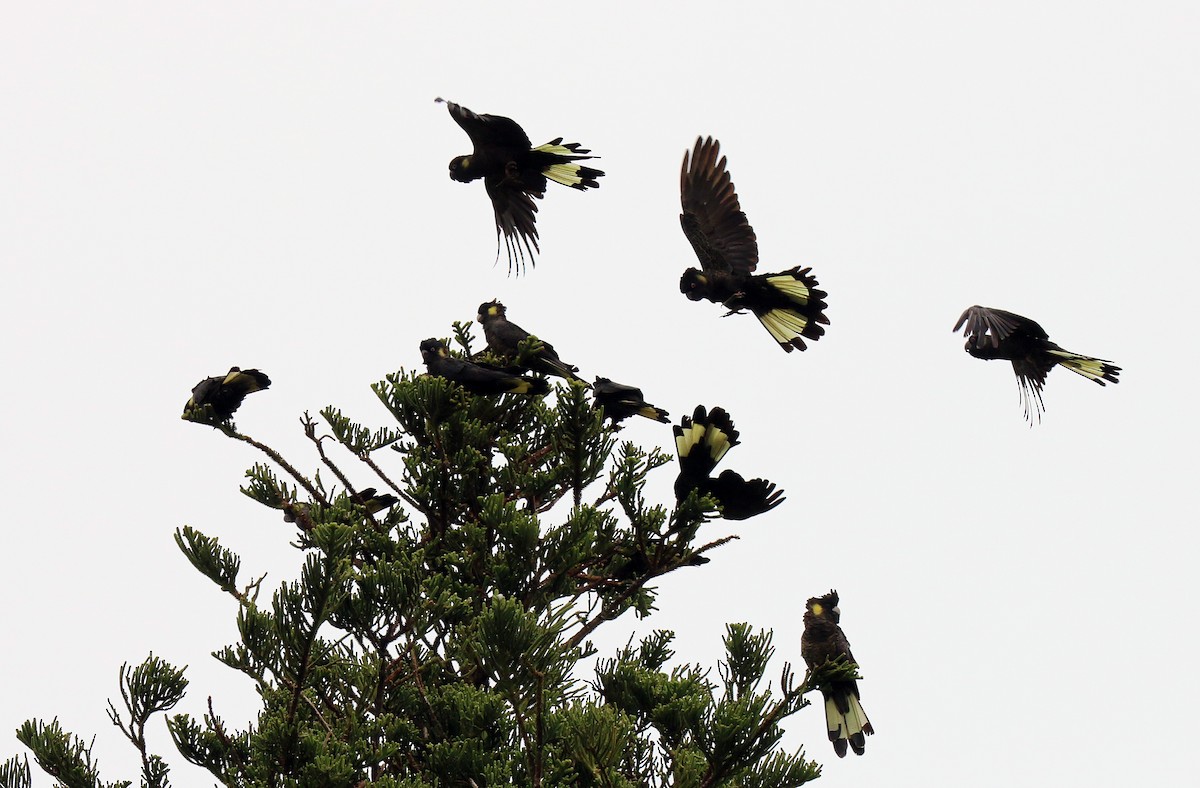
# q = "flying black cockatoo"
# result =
<box><xmin>953</xmin><ymin>305</ymin><xmax>1121</xmax><ymax>422</ymax></box>
<box><xmin>801</xmin><ymin>590</ymin><xmax>874</xmax><ymax>758</ymax></box>
<box><xmin>679</xmin><ymin>136</ymin><xmax>829</xmax><ymax>352</ymax></box>
<box><xmin>673</xmin><ymin>405</ymin><xmax>784</xmax><ymax>520</ymax></box>
<box><xmin>183</xmin><ymin>367</ymin><xmax>271</xmax><ymax>422</ymax></box>
<box><xmin>476</xmin><ymin>300</ymin><xmax>582</xmax><ymax>382</ymax></box>
<box><xmin>592</xmin><ymin>377</ymin><xmax>670</xmax><ymax>425</ymax></box>
<box><xmin>437</xmin><ymin>98</ymin><xmax>604</xmax><ymax>275</ymax></box>
<box><xmin>420</xmin><ymin>338</ymin><xmax>550</xmax><ymax>396</ymax></box>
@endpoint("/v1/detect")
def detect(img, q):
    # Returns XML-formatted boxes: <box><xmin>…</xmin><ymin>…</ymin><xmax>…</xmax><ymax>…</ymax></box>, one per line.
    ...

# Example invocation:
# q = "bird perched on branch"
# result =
<box><xmin>801</xmin><ymin>590</ymin><xmax>874</xmax><ymax>758</ymax></box>
<box><xmin>673</xmin><ymin>405</ymin><xmax>784</xmax><ymax>520</ymax></box>
<box><xmin>350</xmin><ymin>488</ymin><xmax>399</xmax><ymax>515</ymax></box>
<box><xmin>437</xmin><ymin>98</ymin><xmax>604</xmax><ymax>275</ymax></box>
<box><xmin>592</xmin><ymin>377</ymin><xmax>669</xmax><ymax>425</ymax></box>
<box><xmin>679</xmin><ymin>136</ymin><xmax>829</xmax><ymax>352</ymax></box>
<box><xmin>476</xmin><ymin>300</ymin><xmax>582</xmax><ymax>382</ymax></box>
<box><xmin>420</xmin><ymin>338</ymin><xmax>549</xmax><ymax>396</ymax></box>
<box><xmin>182</xmin><ymin>367</ymin><xmax>271</xmax><ymax>422</ymax></box>
<box><xmin>953</xmin><ymin>305</ymin><xmax>1121</xmax><ymax>422</ymax></box>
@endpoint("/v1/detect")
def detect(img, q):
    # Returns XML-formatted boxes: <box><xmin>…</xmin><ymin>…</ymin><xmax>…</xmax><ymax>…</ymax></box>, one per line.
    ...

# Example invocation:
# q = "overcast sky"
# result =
<box><xmin>2</xmin><ymin>2</ymin><xmax>1198</xmax><ymax>786</ymax></box>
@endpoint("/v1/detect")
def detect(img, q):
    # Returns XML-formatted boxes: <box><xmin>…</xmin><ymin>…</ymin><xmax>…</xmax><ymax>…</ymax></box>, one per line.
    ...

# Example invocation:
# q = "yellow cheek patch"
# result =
<box><xmin>811</xmin><ymin>602</ymin><xmax>824</xmax><ymax>616</ymax></box>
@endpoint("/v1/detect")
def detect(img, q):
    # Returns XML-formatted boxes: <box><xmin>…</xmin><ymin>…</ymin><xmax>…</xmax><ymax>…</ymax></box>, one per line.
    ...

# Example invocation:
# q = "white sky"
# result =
<box><xmin>2</xmin><ymin>2</ymin><xmax>1197</xmax><ymax>785</ymax></box>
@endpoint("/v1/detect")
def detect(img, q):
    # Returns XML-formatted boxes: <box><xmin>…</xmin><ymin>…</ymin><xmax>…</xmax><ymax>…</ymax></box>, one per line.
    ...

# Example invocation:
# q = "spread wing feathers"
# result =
<box><xmin>680</xmin><ymin>136</ymin><xmax>759</xmax><ymax>275</ymax></box>
<box><xmin>1046</xmin><ymin>349</ymin><xmax>1121</xmax><ymax>385</ymax></box>
<box><xmin>824</xmin><ymin>690</ymin><xmax>874</xmax><ymax>758</ymax></box>
<box><xmin>593</xmin><ymin>377</ymin><xmax>670</xmax><ymax>423</ymax></box>
<box><xmin>436</xmin><ymin>97</ymin><xmax>531</xmax><ymax>150</ymax></box>
<box><xmin>485</xmin><ymin>183</ymin><xmax>540</xmax><ymax>276</ymax></box>
<box><xmin>1011</xmin><ymin>358</ymin><xmax>1052</xmax><ymax>423</ymax></box>
<box><xmin>954</xmin><ymin>305</ymin><xmax>1121</xmax><ymax>422</ymax></box>
<box><xmin>753</xmin><ymin>267</ymin><xmax>831</xmax><ymax>352</ymax></box>
<box><xmin>708</xmin><ymin>469</ymin><xmax>785</xmax><ymax>520</ymax></box>
<box><xmin>534</xmin><ymin>139</ymin><xmax>604</xmax><ymax>190</ymax></box>
<box><xmin>954</xmin><ymin>305</ymin><xmax>1044</xmax><ymax>349</ymax></box>
<box><xmin>674</xmin><ymin>405</ymin><xmax>740</xmax><ymax>475</ymax></box>
<box><xmin>184</xmin><ymin>367</ymin><xmax>271</xmax><ymax>420</ymax></box>
<box><xmin>672</xmin><ymin>406</ymin><xmax>784</xmax><ymax>519</ymax></box>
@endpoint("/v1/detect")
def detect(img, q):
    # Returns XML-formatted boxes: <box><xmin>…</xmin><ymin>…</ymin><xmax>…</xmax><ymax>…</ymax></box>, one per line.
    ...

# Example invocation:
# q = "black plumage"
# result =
<box><xmin>673</xmin><ymin>405</ymin><xmax>784</xmax><ymax>520</ymax></box>
<box><xmin>592</xmin><ymin>377</ymin><xmax>669</xmax><ymax>425</ymax></box>
<box><xmin>476</xmin><ymin>300</ymin><xmax>582</xmax><ymax>382</ymax></box>
<box><xmin>801</xmin><ymin>590</ymin><xmax>874</xmax><ymax>758</ymax></box>
<box><xmin>350</xmin><ymin>488</ymin><xmax>399</xmax><ymax>515</ymax></box>
<box><xmin>183</xmin><ymin>367</ymin><xmax>271</xmax><ymax>422</ymax></box>
<box><xmin>420</xmin><ymin>338</ymin><xmax>550</xmax><ymax>396</ymax></box>
<box><xmin>437</xmin><ymin>98</ymin><xmax>604</xmax><ymax>275</ymax></box>
<box><xmin>953</xmin><ymin>305</ymin><xmax>1121</xmax><ymax>422</ymax></box>
<box><xmin>679</xmin><ymin>136</ymin><xmax>829</xmax><ymax>352</ymax></box>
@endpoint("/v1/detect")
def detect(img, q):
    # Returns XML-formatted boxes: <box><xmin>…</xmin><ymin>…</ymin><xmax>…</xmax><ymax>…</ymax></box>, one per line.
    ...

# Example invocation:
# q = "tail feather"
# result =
<box><xmin>538</xmin><ymin>357</ymin><xmax>582</xmax><ymax>382</ymax></box>
<box><xmin>765</xmin><ymin>273</ymin><xmax>820</xmax><ymax>306</ymax></box>
<box><xmin>756</xmin><ymin>307</ymin><xmax>824</xmax><ymax>352</ymax></box>
<box><xmin>638</xmin><ymin>405</ymin><xmax>670</xmax><ymax>423</ymax></box>
<box><xmin>520</xmin><ymin>377</ymin><xmax>552</xmax><ymax>396</ymax></box>
<box><xmin>754</xmin><ymin>266</ymin><xmax>829</xmax><ymax>352</ymax></box>
<box><xmin>534</xmin><ymin>140</ymin><xmax>604</xmax><ymax>190</ymax></box>
<box><xmin>1047</xmin><ymin>349</ymin><xmax>1121</xmax><ymax>385</ymax></box>
<box><xmin>824</xmin><ymin>689</ymin><xmax>873</xmax><ymax>758</ymax></box>
<box><xmin>674</xmin><ymin>406</ymin><xmax>738</xmax><ymax>469</ymax></box>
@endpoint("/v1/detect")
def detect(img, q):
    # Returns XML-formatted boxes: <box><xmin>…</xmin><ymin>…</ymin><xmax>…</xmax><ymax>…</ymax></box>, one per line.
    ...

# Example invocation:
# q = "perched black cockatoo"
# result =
<box><xmin>476</xmin><ymin>300</ymin><xmax>582</xmax><ymax>382</ymax></box>
<box><xmin>183</xmin><ymin>367</ymin><xmax>271</xmax><ymax>422</ymax></box>
<box><xmin>673</xmin><ymin>405</ymin><xmax>784</xmax><ymax>520</ymax></box>
<box><xmin>679</xmin><ymin>136</ymin><xmax>829</xmax><ymax>352</ymax></box>
<box><xmin>437</xmin><ymin>98</ymin><xmax>604</xmax><ymax>275</ymax></box>
<box><xmin>350</xmin><ymin>488</ymin><xmax>399</xmax><ymax>515</ymax></box>
<box><xmin>953</xmin><ymin>305</ymin><xmax>1121</xmax><ymax>422</ymax></box>
<box><xmin>592</xmin><ymin>377</ymin><xmax>669</xmax><ymax>425</ymax></box>
<box><xmin>801</xmin><ymin>590</ymin><xmax>874</xmax><ymax>758</ymax></box>
<box><xmin>420</xmin><ymin>338</ymin><xmax>549</xmax><ymax>396</ymax></box>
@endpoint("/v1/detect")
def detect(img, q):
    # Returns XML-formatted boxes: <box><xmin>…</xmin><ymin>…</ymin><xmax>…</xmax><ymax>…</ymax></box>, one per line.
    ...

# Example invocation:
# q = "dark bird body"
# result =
<box><xmin>183</xmin><ymin>367</ymin><xmax>271</xmax><ymax>421</ymax></box>
<box><xmin>953</xmin><ymin>305</ymin><xmax>1120</xmax><ymax>422</ymax></box>
<box><xmin>592</xmin><ymin>377</ymin><xmax>669</xmax><ymax>425</ymax></box>
<box><xmin>476</xmin><ymin>300</ymin><xmax>581</xmax><ymax>382</ymax></box>
<box><xmin>350</xmin><ymin>488</ymin><xmax>399</xmax><ymax>515</ymax></box>
<box><xmin>801</xmin><ymin>590</ymin><xmax>874</xmax><ymax>758</ymax></box>
<box><xmin>420</xmin><ymin>338</ymin><xmax>549</xmax><ymax>396</ymax></box>
<box><xmin>437</xmin><ymin>98</ymin><xmax>604</xmax><ymax>274</ymax></box>
<box><xmin>679</xmin><ymin>136</ymin><xmax>829</xmax><ymax>352</ymax></box>
<box><xmin>673</xmin><ymin>405</ymin><xmax>783</xmax><ymax>520</ymax></box>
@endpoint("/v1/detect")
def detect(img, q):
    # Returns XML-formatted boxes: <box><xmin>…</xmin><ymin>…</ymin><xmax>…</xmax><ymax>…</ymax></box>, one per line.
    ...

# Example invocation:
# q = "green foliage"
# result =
<box><xmin>12</xmin><ymin>719</ymin><xmax>126</xmax><ymax>788</ymax></box>
<box><xmin>8</xmin><ymin>326</ymin><xmax>822</xmax><ymax>786</ymax></box>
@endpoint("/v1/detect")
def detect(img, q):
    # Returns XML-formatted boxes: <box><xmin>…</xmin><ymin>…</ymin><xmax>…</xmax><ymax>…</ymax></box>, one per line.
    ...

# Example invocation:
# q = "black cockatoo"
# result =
<box><xmin>438</xmin><ymin>98</ymin><xmax>604</xmax><ymax>274</ymax></box>
<box><xmin>953</xmin><ymin>305</ymin><xmax>1120</xmax><ymax>422</ymax></box>
<box><xmin>679</xmin><ymin>136</ymin><xmax>829</xmax><ymax>352</ymax></box>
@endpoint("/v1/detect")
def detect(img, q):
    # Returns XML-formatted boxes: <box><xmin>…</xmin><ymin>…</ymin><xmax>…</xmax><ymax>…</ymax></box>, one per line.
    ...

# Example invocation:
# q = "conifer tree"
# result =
<box><xmin>3</xmin><ymin>326</ymin><xmax>857</xmax><ymax>788</ymax></box>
